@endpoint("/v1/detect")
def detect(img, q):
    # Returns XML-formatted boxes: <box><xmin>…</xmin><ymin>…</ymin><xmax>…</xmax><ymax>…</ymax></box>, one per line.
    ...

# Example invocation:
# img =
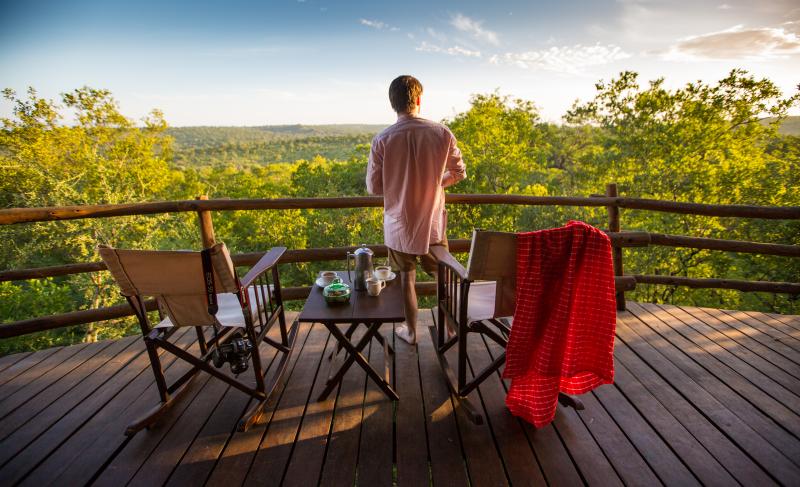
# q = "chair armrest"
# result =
<box><xmin>430</xmin><ymin>246</ymin><xmax>467</xmax><ymax>280</ymax></box>
<box><xmin>241</xmin><ymin>247</ymin><xmax>287</xmax><ymax>288</ymax></box>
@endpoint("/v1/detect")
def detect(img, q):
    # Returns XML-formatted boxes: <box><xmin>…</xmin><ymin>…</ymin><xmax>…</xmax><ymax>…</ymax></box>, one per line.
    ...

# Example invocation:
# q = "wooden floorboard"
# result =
<box><xmin>206</xmin><ymin>318</ymin><xmax>312</xmax><ymax>487</ymax></box>
<box><xmin>629</xmin><ymin>303</ymin><xmax>800</xmax><ymax>438</ymax></box>
<box><xmin>280</xmin><ymin>327</ymin><xmax>340</xmax><ymax>487</ymax></box>
<box><xmin>655</xmin><ymin>304</ymin><xmax>800</xmax><ymax>396</ymax></box>
<box><xmin>317</xmin><ymin>326</ymin><xmax>370</xmax><ymax>487</ymax></box>
<box><xmin>355</xmin><ymin>331</ymin><xmax>395</xmax><ymax>487</ymax></box>
<box><xmin>21</xmin><ymin>327</ymin><xmax>196</xmax><ymax>487</ymax></box>
<box><xmin>0</xmin><ymin>351</ymin><xmax>32</xmax><ymax>375</ymax></box>
<box><xmin>0</xmin><ymin>303</ymin><xmax>799</xmax><ymax>486</ymax></box>
<box><xmin>685</xmin><ymin>306</ymin><xmax>800</xmax><ymax>380</ymax></box>
<box><xmin>244</xmin><ymin>322</ymin><xmax>330</xmax><ymax>487</ymax></box>
<box><xmin>623</xmin><ymin>307</ymin><xmax>800</xmax><ymax>464</ymax></box>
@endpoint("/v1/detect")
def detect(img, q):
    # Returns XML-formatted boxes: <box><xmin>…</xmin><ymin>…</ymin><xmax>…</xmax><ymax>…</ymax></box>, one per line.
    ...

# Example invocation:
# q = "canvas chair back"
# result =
<box><xmin>465</xmin><ymin>230</ymin><xmax>517</xmax><ymax>318</ymax></box>
<box><xmin>99</xmin><ymin>242</ymin><xmax>240</xmax><ymax>327</ymax></box>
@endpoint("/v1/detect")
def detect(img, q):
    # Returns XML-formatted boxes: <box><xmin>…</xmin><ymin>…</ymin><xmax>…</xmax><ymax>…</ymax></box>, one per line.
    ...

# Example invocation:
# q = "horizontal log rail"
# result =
<box><xmin>3</xmin><ymin>231</ymin><xmax>797</xmax><ymax>283</ymax></box>
<box><xmin>631</xmin><ymin>275</ymin><xmax>800</xmax><ymax>294</ymax></box>
<box><xmin>2</xmin><ymin>194</ymin><xmax>799</xmax><ymax>225</ymax></box>
<box><xmin>1</xmin><ymin>188</ymin><xmax>798</xmax><ymax>340</ymax></box>
<box><xmin>0</xmin><ymin>277</ymin><xmax>639</xmax><ymax>339</ymax></box>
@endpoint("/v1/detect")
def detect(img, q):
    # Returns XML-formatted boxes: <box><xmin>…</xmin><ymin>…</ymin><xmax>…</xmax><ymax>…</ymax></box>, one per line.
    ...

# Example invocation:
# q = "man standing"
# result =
<box><xmin>366</xmin><ymin>75</ymin><xmax>467</xmax><ymax>345</ymax></box>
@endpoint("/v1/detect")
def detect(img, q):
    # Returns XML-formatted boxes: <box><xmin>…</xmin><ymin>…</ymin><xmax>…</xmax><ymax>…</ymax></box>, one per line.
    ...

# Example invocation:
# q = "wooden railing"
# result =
<box><xmin>1</xmin><ymin>184</ymin><xmax>799</xmax><ymax>339</ymax></box>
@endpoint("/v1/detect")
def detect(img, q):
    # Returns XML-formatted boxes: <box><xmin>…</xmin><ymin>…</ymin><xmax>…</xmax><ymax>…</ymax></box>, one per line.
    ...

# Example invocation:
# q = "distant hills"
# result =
<box><xmin>167</xmin><ymin>124</ymin><xmax>387</xmax><ymax>150</ymax></box>
<box><xmin>771</xmin><ymin>116</ymin><xmax>800</xmax><ymax>136</ymax></box>
<box><xmin>165</xmin><ymin>117</ymin><xmax>800</xmax><ymax>167</ymax></box>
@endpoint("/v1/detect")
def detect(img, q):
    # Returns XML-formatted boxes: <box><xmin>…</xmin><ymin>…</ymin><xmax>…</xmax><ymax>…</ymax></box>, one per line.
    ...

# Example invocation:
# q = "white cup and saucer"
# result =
<box><xmin>316</xmin><ymin>271</ymin><xmax>339</xmax><ymax>287</ymax></box>
<box><xmin>366</xmin><ymin>277</ymin><xmax>386</xmax><ymax>297</ymax></box>
<box><xmin>373</xmin><ymin>265</ymin><xmax>396</xmax><ymax>281</ymax></box>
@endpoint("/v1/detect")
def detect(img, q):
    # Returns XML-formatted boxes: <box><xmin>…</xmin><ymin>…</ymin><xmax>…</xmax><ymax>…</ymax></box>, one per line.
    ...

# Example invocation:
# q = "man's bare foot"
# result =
<box><xmin>395</xmin><ymin>324</ymin><xmax>417</xmax><ymax>345</ymax></box>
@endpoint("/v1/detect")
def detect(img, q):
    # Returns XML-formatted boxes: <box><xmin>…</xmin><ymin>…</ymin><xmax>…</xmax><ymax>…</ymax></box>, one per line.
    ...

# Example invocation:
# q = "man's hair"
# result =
<box><xmin>388</xmin><ymin>75</ymin><xmax>423</xmax><ymax>114</ymax></box>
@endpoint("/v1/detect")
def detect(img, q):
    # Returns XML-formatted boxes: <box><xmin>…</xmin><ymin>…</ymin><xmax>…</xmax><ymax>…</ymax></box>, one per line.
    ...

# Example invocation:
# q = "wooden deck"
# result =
<box><xmin>0</xmin><ymin>302</ymin><xmax>799</xmax><ymax>486</ymax></box>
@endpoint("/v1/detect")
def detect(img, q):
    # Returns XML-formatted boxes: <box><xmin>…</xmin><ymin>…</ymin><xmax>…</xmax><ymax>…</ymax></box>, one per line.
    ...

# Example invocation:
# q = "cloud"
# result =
<box><xmin>490</xmin><ymin>44</ymin><xmax>630</xmax><ymax>74</ymax></box>
<box><xmin>667</xmin><ymin>24</ymin><xmax>800</xmax><ymax>60</ymax></box>
<box><xmin>415</xmin><ymin>41</ymin><xmax>481</xmax><ymax>58</ymax></box>
<box><xmin>450</xmin><ymin>13</ymin><xmax>499</xmax><ymax>45</ymax></box>
<box><xmin>426</xmin><ymin>28</ymin><xmax>447</xmax><ymax>42</ymax></box>
<box><xmin>718</xmin><ymin>3</ymin><xmax>732</xmax><ymax>9</ymax></box>
<box><xmin>360</xmin><ymin>18</ymin><xmax>389</xmax><ymax>30</ymax></box>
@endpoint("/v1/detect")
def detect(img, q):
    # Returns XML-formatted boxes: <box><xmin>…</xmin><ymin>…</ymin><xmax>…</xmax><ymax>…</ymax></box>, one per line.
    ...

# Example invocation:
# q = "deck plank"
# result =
<box><xmin>593</xmin><ymin>382</ymin><xmax>701</xmax><ymax>486</ymax></box>
<box><xmin>683</xmin><ymin>306</ymin><xmax>800</xmax><ymax>380</ymax></box>
<box><xmin>550</xmin><ymin>407</ymin><xmax>624</xmax><ymax>487</ymax></box>
<box><xmin>1</xmin><ymin>304</ymin><xmax>798</xmax><ymax>486</ymax></box>
<box><xmin>244</xmin><ymin>322</ymin><xmax>331</xmax><ymax>486</ymax></box>
<box><xmin>724</xmin><ymin>309</ymin><xmax>800</xmax><ymax>344</ymax></box>
<box><xmin>417</xmin><ymin>313</ymin><xmax>470</xmax><ymax>487</ymax></box>
<box><xmin>693</xmin><ymin>307</ymin><xmax>800</xmax><ymax>366</ymax></box>
<box><xmin>317</xmin><ymin>326</ymin><xmax>370</xmax><ymax>487</ymax></box>
<box><xmin>165</xmin><ymin>330</ymin><xmax>289</xmax><ymax>487</ymax></box>
<box><xmin>612</xmin><ymin>359</ymin><xmax>740</xmax><ymax>487</ymax></box>
<box><xmin>470</xmin><ymin>335</ymin><xmax>548</xmax><ymax>487</ymax></box>
<box><xmin>356</xmin><ymin>331</ymin><xmax>395</xmax><ymax>486</ymax></box>
<box><xmin>0</xmin><ymin>347</ymin><xmax>61</xmax><ymax>387</ymax></box>
<box><xmin>0</xmin><ymin>335</ymin><xmax>141</xmax><ymax>462</ymax></box>
<box><xmin>655</xmin><ymin>303</ymin><xmax>800</xmax><ymax>396</ymax></box>
<box><xmin>18</xmin><ymin>328</ymin><xmax>194</xmax><ymax>487</ymax></box>
<box><xmin>205</xmin><ymin>319</ymin><xmax>312</xmax><ymax>487</ymax></box>
<box><xmin>613</xmin><ymin>338</ymin><xmax>775</xmax><ymax>486</ymax></box>
<box><xmin>281</xmin><ymin>328</ymin><xmax>341</xmax><ymax>487</ymax></box>
<box><xmin>575</xmin><ymin>388</ymin><xmax>661</xmax><ymax>486</ymax></box>
<box><xmin>393</xmin><ymin>323</ymin><xmax>430</xmax><ymax>487</ymax></box>
<box><xmin>630</xmin><ymin>303</ymin><xmax>800</xmax><ymax>436</ymax></box>
<box><xmin>483</xmin><ymin>335</ymin><xmax>586</xmax><ymax>487</ymax></box>
<box><xmin>443</xmin><ymin>336</ymin><xmax>509</xmax><ymax>487</ymax></box>
<box><xmin>0</xmin><ymin>351</ymin><xmax>32</xmax><ymax>374</ymax></box>
<box><xmin>0</xmin><ymin>344</ymin><xmax>85</xmax><ymax>401</ymax></box>
<box><xmin>0</xmin><ymin>336</ymin><xmax>138</xmax><ymax>440</ymax></box>
<box><xmin>765</xmin><ymin>312</ymin><xmax>800</xmax><ymax>332</ymax></box>
<box><xmin>617</xmin><ymin>312</ymin><xmax>800</xmax><ymax>485</ymax></box>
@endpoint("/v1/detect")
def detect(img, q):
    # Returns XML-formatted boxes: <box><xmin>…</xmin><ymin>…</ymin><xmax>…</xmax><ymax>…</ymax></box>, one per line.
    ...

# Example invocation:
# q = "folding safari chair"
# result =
<box><xmin>99</xmin><ymin>242</ymin><xmax>298</xmax><ymax>435</ymax></box>
<box><xmin>429</xmin><ymin>230</ymin><xmax>586</xmax><ymax>424</ymax></box>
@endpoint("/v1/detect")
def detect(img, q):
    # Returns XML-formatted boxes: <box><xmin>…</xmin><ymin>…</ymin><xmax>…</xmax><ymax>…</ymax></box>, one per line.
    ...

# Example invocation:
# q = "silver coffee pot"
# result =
<box><xmin>347</xmin><ymin>244</ymin><xmax>374</xmax><ymax>291</ymax></box>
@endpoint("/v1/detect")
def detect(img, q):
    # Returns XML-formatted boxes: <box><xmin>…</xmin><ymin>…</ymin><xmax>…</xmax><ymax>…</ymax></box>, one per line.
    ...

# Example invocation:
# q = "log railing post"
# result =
<box><xmin>196</xmin><ymin>195</ymin><xmax>216</xmax><ymax>248</ymax></box>
<box><xmin>606</xmin><ymin>183</ymin><xmax>626</xmax><ymax>311</ymax></box>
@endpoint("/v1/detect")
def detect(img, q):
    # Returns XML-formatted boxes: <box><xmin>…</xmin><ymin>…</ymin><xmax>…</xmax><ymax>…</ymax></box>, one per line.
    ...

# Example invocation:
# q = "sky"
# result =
<box><xmin>1</xmin><ymin>0</ymin><xmax>798</xmax><ymax>126</ymax></box>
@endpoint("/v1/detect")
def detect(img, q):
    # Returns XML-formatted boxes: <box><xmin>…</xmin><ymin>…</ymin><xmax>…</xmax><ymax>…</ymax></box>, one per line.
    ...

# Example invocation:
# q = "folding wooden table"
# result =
<box><xmin>298</xmin><ymin>275</ymin><xmax>404</xmax><ymax>401</ymax></box>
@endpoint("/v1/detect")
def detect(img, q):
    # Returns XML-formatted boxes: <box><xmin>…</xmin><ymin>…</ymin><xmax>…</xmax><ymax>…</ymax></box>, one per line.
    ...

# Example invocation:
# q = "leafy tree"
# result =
<box><xmin>565</xmin><ymin>70</ymin><xmax>800</xmax><ymax>310</ymax></box>
<box><xmin>0</xmin><ymin>87</ymin><xmax>189</xmax><ymax>349</ymax></box>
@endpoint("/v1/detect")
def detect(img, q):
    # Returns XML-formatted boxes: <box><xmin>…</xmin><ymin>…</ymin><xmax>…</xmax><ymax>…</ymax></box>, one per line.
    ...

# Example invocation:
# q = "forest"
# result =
<box><xmin>1</xmin><ymin>69</ymin><xmax>799</xmax><ymax>354</ymax></box>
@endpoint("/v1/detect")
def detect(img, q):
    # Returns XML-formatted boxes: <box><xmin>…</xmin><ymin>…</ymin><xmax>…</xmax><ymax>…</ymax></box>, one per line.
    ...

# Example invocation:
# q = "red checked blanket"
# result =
<box><xmin>503</xmin><ymin>221</ymin><xmax>616</xmax><ymax>427</ymax></box>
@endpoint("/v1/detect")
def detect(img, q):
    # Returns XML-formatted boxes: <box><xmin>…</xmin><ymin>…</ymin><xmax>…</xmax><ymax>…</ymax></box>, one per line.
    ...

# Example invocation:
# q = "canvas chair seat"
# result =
<box><xmin>466</xmin><ymin>281</ymin><xmax>501</xmax><ymax>323</ymax></box>
<box><xmin>154</xmin><ymin>285</ymin><xmax>272</xmax><ymax>329</ymax></box>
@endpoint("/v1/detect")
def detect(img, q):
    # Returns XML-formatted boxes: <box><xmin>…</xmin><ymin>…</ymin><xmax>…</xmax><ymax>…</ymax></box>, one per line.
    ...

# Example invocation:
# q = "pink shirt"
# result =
<box><xmin>367</xmin><ymin>114</ymin><xmax>466</xmax><ymax>255</ymax></box>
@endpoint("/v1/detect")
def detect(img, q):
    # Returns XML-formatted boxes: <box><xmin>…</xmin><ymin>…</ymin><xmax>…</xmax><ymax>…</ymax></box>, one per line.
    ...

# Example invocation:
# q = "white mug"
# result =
<box><xmin>374</xmin><ymin>265</ymin><xmax>392</xmax><ymax>280</ymax></box>
<box><xmin>319</xmin><ymin>271</ymin><xmax>338</xmax><ymax>286</ymax></box>
<box><xmin>366</xmin><ymin>277</ymin><xmax>386</xmax><ymax>296</ymax></box>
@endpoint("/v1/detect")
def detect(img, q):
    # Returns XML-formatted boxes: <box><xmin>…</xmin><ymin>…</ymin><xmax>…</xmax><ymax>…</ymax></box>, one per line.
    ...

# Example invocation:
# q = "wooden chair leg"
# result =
<box><xmin>426</xmin><ymin>324</ymin><xmax>484</xmax><ymax>425</ymax></box>
<box><xmin>144</xmin><ymin>335</ymin><xmax>169</xmax><ymax>403</ymax></box>
<box><xmin>237</xmin><ymin>318</ymin><xmax>300</xmax><ymax>431</ymax></box>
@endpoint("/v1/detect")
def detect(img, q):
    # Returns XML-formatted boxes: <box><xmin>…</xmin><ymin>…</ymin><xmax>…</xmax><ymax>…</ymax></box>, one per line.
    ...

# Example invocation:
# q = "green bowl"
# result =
<box><xmin>323</xmin><ymin>279</ymin><xmax>351</xmax><ymax>304</ymax></box>
<box><xmin>324</xmin><ymin>293</ymin><xmax>351</xmax><ymax>304</ymax></box>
